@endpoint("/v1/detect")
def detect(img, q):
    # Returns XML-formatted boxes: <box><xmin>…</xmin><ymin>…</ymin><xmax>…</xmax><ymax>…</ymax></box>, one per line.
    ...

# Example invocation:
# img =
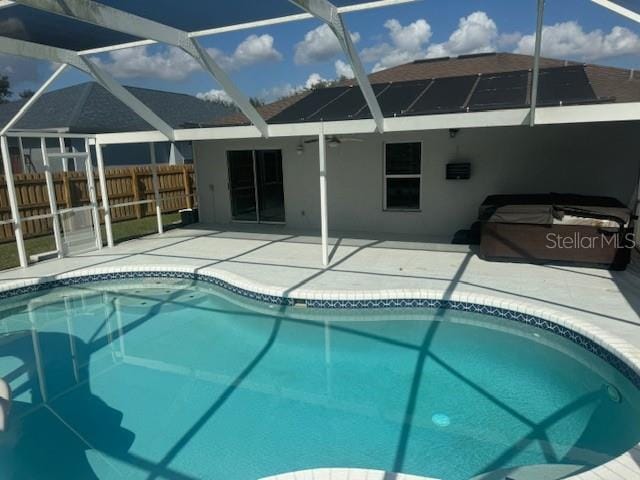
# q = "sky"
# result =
<box><xmin>1</xmin><ymin>0</ymin><xmax>639</xmax><ymax>103</ymax></box>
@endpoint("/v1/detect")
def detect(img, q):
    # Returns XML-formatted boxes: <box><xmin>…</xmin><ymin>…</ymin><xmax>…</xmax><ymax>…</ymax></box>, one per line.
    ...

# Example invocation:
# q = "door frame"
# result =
<box><xmin>227</xmin><ymin>149</ymin><xmax>286</xmax><ymax>224</ymax></box>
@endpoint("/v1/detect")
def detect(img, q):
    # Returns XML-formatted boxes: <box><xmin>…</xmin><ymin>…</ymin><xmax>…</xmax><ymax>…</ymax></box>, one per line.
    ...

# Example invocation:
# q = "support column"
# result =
<box><xmin>529</xmin><ymin>0</ymin><xmax>545</xmax><ymax>127</ymax></box>
<box><xmin>95</xmin><ymin>141</ymin><xmax>114</xmax><ymax>247</ymax></box>
<box><xmin>40</xmin><ymin>137</ymin><xmax>64</xmax><ymax>258</ymax></box>
<box><xmin>58</xmin><ymin>137</ymin><xmax>68</xmax><ymax>172</ymax></box>
<box><xmin>318</xmin><ymin>127</ymin><xmax>329</xmax><ymax>266</ymax></box>
<box><xmin>17</xmin><ymin>137</ymin><xmax>26</xmax><ymax>173</ymax></box>
<box><xmin>84</xmin><ymin>139</ymin><xmax>103</xmax><ymax>250</ymax></box>
<box><xmin>149</xmin><ymin>143</ymin><xmax>164</xmax><ymax>234</ymax></box>
<box><xmin>1</xmin><ymin>135</ymin><xmax>28</xmax><ymax>268</ymax></box>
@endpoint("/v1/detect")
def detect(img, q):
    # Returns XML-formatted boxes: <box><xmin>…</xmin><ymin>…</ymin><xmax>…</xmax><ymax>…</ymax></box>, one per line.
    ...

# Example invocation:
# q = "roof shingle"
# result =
<box><xmin>0</xmin><ymin>82</ymin><xmax>236</xmax><ymax>133</ymax></box>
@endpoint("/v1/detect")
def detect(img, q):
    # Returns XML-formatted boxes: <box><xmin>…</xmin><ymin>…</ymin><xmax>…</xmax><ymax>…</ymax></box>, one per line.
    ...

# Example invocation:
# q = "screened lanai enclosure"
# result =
<box><xmin>0</xmin><ymin>0</ymin><xmax>639</xmax><ymax>268</ymax></box>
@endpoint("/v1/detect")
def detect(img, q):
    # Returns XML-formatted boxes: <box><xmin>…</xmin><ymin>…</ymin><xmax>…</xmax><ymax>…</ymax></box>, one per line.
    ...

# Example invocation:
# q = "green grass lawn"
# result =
<box><xmin>0</xmin><ymin>213</ymin><xmax>182</xmax><ymax>271</ymax></box>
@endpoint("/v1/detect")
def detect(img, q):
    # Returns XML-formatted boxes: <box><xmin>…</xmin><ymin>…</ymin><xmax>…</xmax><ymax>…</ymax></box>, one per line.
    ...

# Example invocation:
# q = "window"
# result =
<box><xmin>384</xmin><ymin>142</ymin><xmax>421</xmax><ymax>210</ymax></box>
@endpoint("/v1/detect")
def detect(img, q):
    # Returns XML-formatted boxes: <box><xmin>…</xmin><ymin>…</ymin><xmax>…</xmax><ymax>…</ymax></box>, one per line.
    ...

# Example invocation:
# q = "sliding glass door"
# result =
<box><xmin>227</xmin><ymin>150</ymin><xmax>285</xmax><ymax>223</ymax></box>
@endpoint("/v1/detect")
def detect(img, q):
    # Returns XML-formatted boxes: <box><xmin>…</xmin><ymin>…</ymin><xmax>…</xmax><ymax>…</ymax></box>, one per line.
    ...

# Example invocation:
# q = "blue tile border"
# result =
<box><xmin>1</xmin><ymin>270</ymin><xmax>639</xmax><ymax>389</ymax></box>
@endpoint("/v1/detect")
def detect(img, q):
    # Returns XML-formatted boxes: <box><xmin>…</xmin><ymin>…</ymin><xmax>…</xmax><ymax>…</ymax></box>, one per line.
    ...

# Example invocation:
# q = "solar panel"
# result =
<box><xmin>270</xmin><ymin>65</ymin><xmax>606</xmax><ymax>125</ymax></box>
<box><xmin>268</xmin><ymin>87</ymin><xmax>349</xmax><ymax>124</ymax></box>
<box><xmin>361</xmin><ymin>80</ymin><xmax>432</xmax><ymax>118</ymax></box>
<box><xmin>405</xmin><ymin>75</ymin><xmax>478</xmax><ymax>116</ymax></box>
<box><xmin>467</xmin><ymin>70</ymin><xmax>529</xmax><ymax>111</ymax></box>
<box><xmin>308</xmin><ymin>84</ymin><xmax>389</xmax><ymax>121</ymax></box>
<box><xmin>536</xmin><ymin>66</ymin><xmax>598</xmax><ymax>106</ymax></box>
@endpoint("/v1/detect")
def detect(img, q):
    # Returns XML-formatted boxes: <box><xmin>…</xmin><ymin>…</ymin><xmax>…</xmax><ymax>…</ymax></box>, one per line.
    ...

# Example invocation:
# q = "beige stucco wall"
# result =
<box><xmin>193</xmin><ymin>121</ymin><xmax>640</xmax><ymax>239</ymax></box>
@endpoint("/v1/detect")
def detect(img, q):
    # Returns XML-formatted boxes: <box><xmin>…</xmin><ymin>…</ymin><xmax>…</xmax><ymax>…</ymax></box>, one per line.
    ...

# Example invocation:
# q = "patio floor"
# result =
<box><xmin>0</xmin><ymin>223</ymin><xmax>639</xmax><ymax>349</ymax></box>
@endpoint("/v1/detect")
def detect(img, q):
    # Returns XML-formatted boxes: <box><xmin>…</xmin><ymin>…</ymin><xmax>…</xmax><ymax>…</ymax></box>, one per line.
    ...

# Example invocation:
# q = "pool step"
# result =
<box><xmin>470</xmin><ymin>464</ymin><xmax>587</xmax><ymax>480</ymax></box>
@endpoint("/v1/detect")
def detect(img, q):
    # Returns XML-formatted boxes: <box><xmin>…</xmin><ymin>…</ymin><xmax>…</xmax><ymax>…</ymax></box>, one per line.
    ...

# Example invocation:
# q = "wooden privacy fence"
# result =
<box><xmin>0</xmin><ymin>164</ymin><xmax>196</xmax><ymax>242</ymax></box>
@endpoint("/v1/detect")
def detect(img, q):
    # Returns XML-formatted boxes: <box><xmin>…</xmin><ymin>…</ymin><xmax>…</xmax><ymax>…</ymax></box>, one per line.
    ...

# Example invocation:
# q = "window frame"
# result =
<box><xmin>383</xmin><ymin>141</ymin><xmax>423</xmax><ymax>212</ymax></box>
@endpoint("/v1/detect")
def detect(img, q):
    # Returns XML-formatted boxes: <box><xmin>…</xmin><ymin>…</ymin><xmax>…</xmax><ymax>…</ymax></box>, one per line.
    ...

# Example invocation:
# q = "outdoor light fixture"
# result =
<box><xmin>296</xmin><ymin>143</ymin><xmax>304</xmax><ymax>155</ymax></box>
<box><xmin>449</xmin><ymin>128</ymin><xmax>460</xmax><ymax>138</ymax></box>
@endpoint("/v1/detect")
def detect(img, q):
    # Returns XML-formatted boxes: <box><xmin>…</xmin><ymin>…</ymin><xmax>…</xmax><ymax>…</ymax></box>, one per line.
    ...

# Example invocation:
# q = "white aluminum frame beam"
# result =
<box><xmin>14</xmin><ymin>0</ymin><xmax>269</xmax><ymax>137</ymax></box>
<box><xmin>290</xmin><ymin>0</ymin><xmax>385</xmax><ymax>133</ymax></box>
<box><xmin>0</xmin><ymin>64</ymin><xmax>67</xmax><ymax>135</ymax></box>
<box><xmin>40</xmin><ymin>137</ymin><xmax>64</xmax><ymax>257</ymax></box>
<box><xmin>591</xmin><ymin>0</ymin><xmax>640</xmax><ymax>23</ymax></box>
<box><xmin>529</xmin><ymin>0</ymin><xmax>545</xmax><ymax>127</ymax></box>
<box><xmin>93</xmin><ymin>100</ymin><xmax>640</xmax><ymax>145</ymax></box>
<box><xmin>0</xmin><ymin>135</ymin><xmax>28</xmax><ymax>267</ymax></box>
<box><xmin>75</xmin><ymin>0</ymin><xmax>417</xmax><ymax>55</ymax></box>
<box><xmin>0</xmin><ymin>37</ymin><xmax>176</xmax><ymax>140</ymax></box>
<box><xmin>84</xmin><ymin>138</ymin><xmax>103</xmax><ymax>250</ymax></box>
<box><xmin>149</xmin><ymin>143</ymin><xmax>164</xmax><ymax>235</ymax></box>
<box><xmin>318</xmin><ymin>125</ymin><xmax>329</xmax><ymax>266</ymax></box>
<box><xmin>94</xmin><ymin>140</ymin><xmax>114</xmax><ymax>247</ymax></box>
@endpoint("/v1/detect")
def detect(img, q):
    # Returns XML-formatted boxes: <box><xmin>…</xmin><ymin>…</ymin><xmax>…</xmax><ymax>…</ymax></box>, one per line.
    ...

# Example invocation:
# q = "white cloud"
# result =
<box><xmin>360</xmin><ymin>19</ymin><xmax>432</xmax><ymax>72</ymax></box>
<box><xmin>260</xmin><ymin>72</ymin><xmax>330</xmax><ymax>102</ymax></box>
<box><xmin>294</xmin><ymin>24</ymin><xmax>360</xmax><ymax>65</ymax></box>
<box><xmin>220</xmin><ymin>34</ymin><xmax>282</xmax><ymax>70</ymax></box>
<box><xmin>92</xmin><ymin>34</ymin><xmax>282</xmax><ymax>81</ymax></box>
<box><xmin>335</xmin><ymin>59</ymin><xmax>354</xmax><ymax>79</ymax></box>
<box><xmin>386</xmin><ymin>18</ymin><xmax>432</xmax><ymax>52</ymax></box>
<box><xmin>514</xmin><ymin>22</ymin><xmax>640</xmax><ymax>61</ymax></box>
<box><xmin>426</xmin><ymin>11</ymin><xmax>497</xmax><ymax>58</ymax></box>
<box><xmin>305</xmin><ymin>72</ymin><xmax>328</xmax><ymax>89</ymax></box>
<box><xmin>196</xmin><ymin>89</ymin><xmax>233</xmax><ymax>104</ymax></box>
<box><xmin>92</xmin><ymin>46</ymin><xmax>199</xmax><ymax>81</ymax></box>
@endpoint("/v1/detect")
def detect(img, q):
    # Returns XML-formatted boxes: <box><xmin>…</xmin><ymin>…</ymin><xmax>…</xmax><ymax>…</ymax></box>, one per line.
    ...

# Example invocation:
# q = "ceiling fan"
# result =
<box><xmin>303</xmin><ymin>135</ymin><xmax>364</xmax><ymax>147</ymax></box>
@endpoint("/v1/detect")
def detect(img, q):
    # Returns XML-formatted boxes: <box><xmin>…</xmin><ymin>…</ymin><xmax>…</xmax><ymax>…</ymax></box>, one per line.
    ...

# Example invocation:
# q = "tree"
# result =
<box><xmin>0</xmin><ymin>76</ymin><xmax>10</xmax><ymax>104</ymax></box>
<box><xmin>19</xmin><ymin>89</ymin><xmax>35</xmax><ymax>100</ymax></box>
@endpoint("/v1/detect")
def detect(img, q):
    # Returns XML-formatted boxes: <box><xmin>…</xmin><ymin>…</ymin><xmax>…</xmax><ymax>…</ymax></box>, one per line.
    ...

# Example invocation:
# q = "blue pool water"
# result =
<box><xmin>0</xmin><ymin>278</ymin><xmax>639</xmax><ymax>480</ymax></box>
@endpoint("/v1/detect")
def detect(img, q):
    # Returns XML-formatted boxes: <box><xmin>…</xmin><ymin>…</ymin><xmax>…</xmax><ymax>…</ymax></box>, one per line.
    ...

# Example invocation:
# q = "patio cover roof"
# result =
<box><xmin>0</xmin><ymin>0</ymin><xmax>638</xmax><ymax>144</ymax></box>
<box><xmin>0</xmin><ymin>0</ymin><xmax>392</xmax><ymax>52</ymax></box>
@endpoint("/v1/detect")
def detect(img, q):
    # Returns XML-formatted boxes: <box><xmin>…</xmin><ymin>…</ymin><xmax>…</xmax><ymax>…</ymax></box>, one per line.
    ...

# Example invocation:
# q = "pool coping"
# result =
<box><xmin>0</xmin><ymin>264</ymin><xmax>639</xmax><ymax>480</ymax></box>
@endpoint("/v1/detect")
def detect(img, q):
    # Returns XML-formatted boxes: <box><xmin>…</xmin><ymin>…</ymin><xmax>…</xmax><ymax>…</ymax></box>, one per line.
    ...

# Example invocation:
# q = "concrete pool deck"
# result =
<box><xmin>0</xmin><ymin>223</ymin><xmax>638</xmax><ymax>349</ymax></box>
<box><xmin>0</xmin><ymin>223</ymin><xmax>639</xmax><ymax>480</ymax></box>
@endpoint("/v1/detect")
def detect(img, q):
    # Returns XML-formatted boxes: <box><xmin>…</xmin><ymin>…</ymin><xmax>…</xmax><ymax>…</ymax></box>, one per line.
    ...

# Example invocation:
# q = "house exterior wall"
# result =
<box><xmin>193</xmin><ymin>121</ymin><xmax>640</xmax><ymax>239</ymax></box>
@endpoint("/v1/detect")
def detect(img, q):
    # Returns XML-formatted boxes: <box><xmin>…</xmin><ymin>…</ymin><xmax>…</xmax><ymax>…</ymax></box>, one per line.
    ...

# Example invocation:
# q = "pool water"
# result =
<box><xmin>0</xmin><ymin>279</ymin><xmax>638</xmax><ymax>480</ymax></box>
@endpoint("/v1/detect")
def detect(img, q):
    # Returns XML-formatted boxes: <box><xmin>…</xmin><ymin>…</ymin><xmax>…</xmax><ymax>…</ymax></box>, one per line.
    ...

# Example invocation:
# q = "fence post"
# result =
<box><xmin>131</xmin><ymin>169</ymin><xmax>142</xmax><ymax>219</ymax></box>
<box><xmin>182</xmin><ymin>165</ymin><xmax>192</xmax><ymax>209</ymax></box>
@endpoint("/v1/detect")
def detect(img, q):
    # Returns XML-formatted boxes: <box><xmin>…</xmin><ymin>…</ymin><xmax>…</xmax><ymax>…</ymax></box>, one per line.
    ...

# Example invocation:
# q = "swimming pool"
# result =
<box><xmin>0</xmin><ymin>276</ymin><xmax>638</xmax><ymax>480</ymax></box>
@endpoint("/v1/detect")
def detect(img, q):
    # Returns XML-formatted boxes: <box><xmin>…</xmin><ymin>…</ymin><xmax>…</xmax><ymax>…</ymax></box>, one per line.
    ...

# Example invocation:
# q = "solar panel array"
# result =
<box><xmin>270</xmin><ymin>66</ymin><xmax>607</xmax><ymax>124</ymax></box>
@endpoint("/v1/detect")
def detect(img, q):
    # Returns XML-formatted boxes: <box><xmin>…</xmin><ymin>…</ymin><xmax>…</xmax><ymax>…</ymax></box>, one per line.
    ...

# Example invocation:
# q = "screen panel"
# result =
<box><xmin>405</xmin><ymin>75</ymin><xmax>478</xmax><ymax>116</ymax></box>
<box><xmin>0</xmin><ymin>0</ymin><xmax>374</xmax><ymax>51</ymax></box>
<box><xmin>467</xmin><ymin>70</ymin><xmax>529</xmax><ymax>111</ymax></box>
<box><xmin>269</xmin><ymin>87</ymin><xmax>349</xmax><ymax>123</ymax></box>
<box><xmin>96</xmin><ymin>0</ymin><xmax>371</xmax><ymax>33</ymax></box>
<box><xmin>536</xmin><ymin>66</ymin><xmax>598</xmax><ymax>106</ymax></box>
<box><xmin>0</xmin><ymin>5</ymin><xmax>139</xmax><ymax>51</ymax></box>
